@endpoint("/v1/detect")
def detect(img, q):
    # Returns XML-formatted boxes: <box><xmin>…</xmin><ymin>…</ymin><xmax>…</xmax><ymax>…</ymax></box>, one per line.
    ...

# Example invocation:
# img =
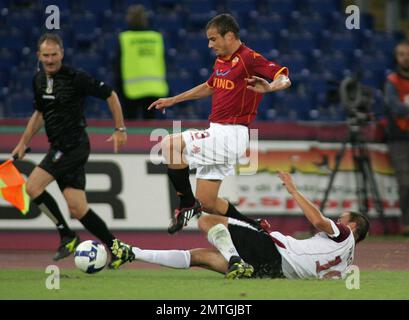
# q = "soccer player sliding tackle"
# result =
<box><xmin>114</xmin><ymin>172</ymin><xmax>369</xmax><ymax>280</ymax></box>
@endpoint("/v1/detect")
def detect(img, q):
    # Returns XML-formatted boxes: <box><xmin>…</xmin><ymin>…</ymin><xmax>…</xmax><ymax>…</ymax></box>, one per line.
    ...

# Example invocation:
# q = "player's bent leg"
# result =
<box><xmin>27</xmin><ymin>168</ymin><xmax>79</xmax><ymax>261</ymax></box>
<box><xmin>199</xmin><ymin>216</ymin><xmax>254</xmax><ymax>279</ymax></box>
<box><xmin>164</xmin><ymin>133</ymin><xmax>203</xmax><ymax>234</ymax></box>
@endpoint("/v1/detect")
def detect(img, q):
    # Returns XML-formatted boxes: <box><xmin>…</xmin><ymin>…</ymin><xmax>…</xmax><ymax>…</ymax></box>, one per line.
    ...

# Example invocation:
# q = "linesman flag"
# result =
<box><xmin>0</xmin><ymin>159</ymin><xmax>30</xmax><ymax>214</ymax></box>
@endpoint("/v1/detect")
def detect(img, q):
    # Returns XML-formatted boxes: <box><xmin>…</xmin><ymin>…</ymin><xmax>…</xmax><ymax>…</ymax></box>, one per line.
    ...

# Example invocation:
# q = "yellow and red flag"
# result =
<box><xmin>0</xmin><ymin>160</ymin><xmax>30</xmax><ymax>214</ymax></box>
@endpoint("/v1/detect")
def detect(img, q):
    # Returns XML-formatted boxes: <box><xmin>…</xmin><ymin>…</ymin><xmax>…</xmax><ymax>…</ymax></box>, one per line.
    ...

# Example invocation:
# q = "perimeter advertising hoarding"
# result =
<box><xmin>0</xmin><ymin>141</ymin><xmax>399</xmax><ymax>229</ymax></box>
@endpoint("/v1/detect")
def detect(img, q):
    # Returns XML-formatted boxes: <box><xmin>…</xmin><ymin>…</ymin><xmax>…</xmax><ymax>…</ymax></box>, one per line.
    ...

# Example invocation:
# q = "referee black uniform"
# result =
<box><xmin>30</xmin><ymin>64</ymin><xmax>124</xmax><ymax>263</ymax></box>
<box><xmin>33</xmin><ymin>64</ymin><xmax>112</xmax><ymax>190</ymax></box>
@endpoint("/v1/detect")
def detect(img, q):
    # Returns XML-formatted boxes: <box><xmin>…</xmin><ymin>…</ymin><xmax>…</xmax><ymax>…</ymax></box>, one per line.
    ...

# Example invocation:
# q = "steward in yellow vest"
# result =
<box><xmin>116</xmin><ymin>5</ymin><xmax>168</xmax><ymax>119</ymax></box>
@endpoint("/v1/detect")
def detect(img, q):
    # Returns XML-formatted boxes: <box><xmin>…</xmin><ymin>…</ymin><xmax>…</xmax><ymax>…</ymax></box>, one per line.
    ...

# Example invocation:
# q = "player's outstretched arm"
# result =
<box><xmin>12</xmin><ymin>110</ymin><xmax>44</xmax><ymax>159</ymax></box>
<box><xmin>148</xmin><ymin>82</ymin><xmax>213</xmax><ymax>111</ymax></box>
<box><xmin>278</xmin><ymin>171</ymin><xmax>334</xmax><ymax>234</ymax></box>
<box><xmin>246</xmin><ymin>75</ymin><xmax>291</xmax><ymax>93</ymax></box>
<box><xmin>106</xmin><ymin>90</ymin><xmax>127</xmax><ymax>153</ymax></box>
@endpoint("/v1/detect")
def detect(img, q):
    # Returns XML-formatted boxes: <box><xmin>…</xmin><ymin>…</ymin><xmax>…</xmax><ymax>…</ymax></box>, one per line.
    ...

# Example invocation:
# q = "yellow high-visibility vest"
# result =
<box><xmin>119</xmin><ymin>30</ymin><xmax>168</xmax><ymax>99</ymax></box>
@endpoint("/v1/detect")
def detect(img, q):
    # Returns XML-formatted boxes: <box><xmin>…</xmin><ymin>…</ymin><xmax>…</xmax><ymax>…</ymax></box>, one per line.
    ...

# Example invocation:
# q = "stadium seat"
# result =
<box><xmin>183</xmin><ymin>0</ymin><xmax>217</xmax><ymax>15</ymax></box>
<box><xmin>5</xmin><ymin>93</ymin><xmax>34</xmax><ymax>118</ymax></box>
<box><xmin>41</xmin><ymin>0</ymin><xmax>71</xmax><ymax>13</ymax></box>
<box><xmin>305</xmin><ymin>0</ymin><xmax>341</xmax><ymax>14</ymax></box>
<box><xmin>244</xmin><ymin>33</ymin><xmax>275</xmax><ymax>56</ymax></box>
<box><xmin>154</xmin><ymin>13</ymin><xmax>185</xmax><ymax>35</ymax></box>
<box><xmin>0</xmin><ymin>32</ymin><xmax>25</xmax><ymax>51</ymax></box>
<box><xmin>294</xmin><ymin>14</ymin><xmax>326</xmax><ymax>33</ymax></box>
<box><xmin>326</xmin><ymin>32</ymin><xmax>358</xmax><ymax>55</ymax></box>
<box><xmin>225</xmin><ymin>0</ymin><xmax>257</xmax><ymax>14</ymax></box>
<box><xmin>81</xmin><ymin>0</ymin><xmax>112</xmax><ymax>15</ymax></box>
<box><xmin>186</xmin><ymin>13</ymin><xmax>215</xmax><ymax>32</ymax></box>
<box><xmin>256</xmin><ymin>14</ymin><xmax>289</xmax><ymax>35</ymax></box>
<box><xmin>181</xmin><ymin>32</ymin><xmax>209</xmax><ymax>52</ymax></box>
<box><xmin>167</xmin><ymin>72</ymin><xmax>194</xmax><ymax>95</ymax></box>
<box><xmin>287</xmin><ymin>32</ymin><xmax>316</xmax><ymax>53</ymax></box>
<box><xmin>279</xmin><ymin>53</ymin><xmax>308</xmax><ymax>75</ymax></box>
<box><xmin>72</xmin><ymin>53</ymin><xmax>102</xmax><ymax>75</ymax></box>
<box><xmin>367</xmin><ymin>32</ymin><xmax>400</xmax><ymax>54</ymax></box>
<box><xmin>266</xmin><ymin>0</ymin><xmax>297</xmax><ymax>16</ymax></box>
<box><xmin>10</xmin><ymin>70</ymin><xmax>32</xmax><ymax>91</ymax></box>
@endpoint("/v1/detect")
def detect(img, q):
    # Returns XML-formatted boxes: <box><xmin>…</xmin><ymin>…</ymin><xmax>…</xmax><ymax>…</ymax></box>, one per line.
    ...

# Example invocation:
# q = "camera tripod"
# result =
<box><xmin>319</xmin><ymin>124</ymin><xmax>389</xmax><ymax>234</ymax></box>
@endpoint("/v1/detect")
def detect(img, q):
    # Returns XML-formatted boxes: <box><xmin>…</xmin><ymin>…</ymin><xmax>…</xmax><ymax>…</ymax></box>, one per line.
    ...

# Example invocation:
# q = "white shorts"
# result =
<box><xmin>181</xmin><ymin>123</ymin><xmax>249</xmax><ymax>180</ymax></box>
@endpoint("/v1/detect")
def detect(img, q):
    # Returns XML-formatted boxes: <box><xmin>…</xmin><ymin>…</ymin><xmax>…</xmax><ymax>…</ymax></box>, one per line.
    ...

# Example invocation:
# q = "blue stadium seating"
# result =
<box><xmin>5</xmin><ymin>93</ymin><xmax>33</xmax><ymax>118</ymax></box>
<box><xmin>183</xmin><ymin>0</ymin><xmax>217</xmax><ymax>15</ymax></box>
<box><xmin>0</xmin><ymin>0</ymin><xmax>401</xmax><ymax>121</ymax></box>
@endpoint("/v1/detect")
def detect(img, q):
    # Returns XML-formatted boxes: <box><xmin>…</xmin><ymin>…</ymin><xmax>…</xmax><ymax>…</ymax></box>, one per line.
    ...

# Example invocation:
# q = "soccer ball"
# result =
<box><xmin>74</xmin><ymin>240</ymin><xmax>107</xmax><ymax>274</ymax></box>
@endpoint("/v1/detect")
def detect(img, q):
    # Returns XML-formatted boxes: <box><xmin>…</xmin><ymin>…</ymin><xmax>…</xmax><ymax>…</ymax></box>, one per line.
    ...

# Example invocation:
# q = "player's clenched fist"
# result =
<box><xmin>278</xmin><ymin>171</ymin><xmax>298</xmax><ymax>195</ymax></box>
<box><xmin>148</xmin><ymin>97</ymin><xmax>176</xmax><ymax>111</ymax></box>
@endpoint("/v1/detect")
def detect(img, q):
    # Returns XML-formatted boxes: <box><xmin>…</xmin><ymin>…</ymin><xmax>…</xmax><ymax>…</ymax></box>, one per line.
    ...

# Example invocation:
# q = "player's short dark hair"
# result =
<box><xmin>37</xmin><ymin>33</ymin><xmax>64</xmax><ymax>50</ymax></box>
<box><xmin>348</xmin><ymin>211</ymin><xmax>370</xmax><ymax>243</ymax></box>
<box><xmin>206</xmin><ymin>14</ymin><xmax>240</xmax><ymax>39</ymax></box>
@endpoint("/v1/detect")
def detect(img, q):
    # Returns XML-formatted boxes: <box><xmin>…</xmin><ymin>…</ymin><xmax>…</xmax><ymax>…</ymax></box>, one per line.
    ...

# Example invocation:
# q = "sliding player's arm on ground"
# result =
<box><xmin>278</xmin><ymin>171</ymin><xmax>335</xmax><ymax>235</ymax></box>
<box><xmin>148</xmin><ymin>83</ymin><xmax>213</xmax><ymax>111</ymax></box>
<box><xmin>12</xmin><ymin>110</ymin><xmax>44</xmax><ymax>159</ymax></box>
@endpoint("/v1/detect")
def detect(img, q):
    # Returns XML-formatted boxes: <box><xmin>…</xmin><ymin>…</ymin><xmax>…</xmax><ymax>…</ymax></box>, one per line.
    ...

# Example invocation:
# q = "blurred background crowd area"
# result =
<box><xmin>0</xmin><ymin>0</ymin><xmax>408</xmax><ymax>121</ymax></box>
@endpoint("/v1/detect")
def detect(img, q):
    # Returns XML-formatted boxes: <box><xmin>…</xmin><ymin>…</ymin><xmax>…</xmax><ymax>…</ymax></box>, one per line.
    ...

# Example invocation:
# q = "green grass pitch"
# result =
<box><xmin>1</xmin><ymin>268</ymin><xmax>408</xmax><ymax>300</ymax></box>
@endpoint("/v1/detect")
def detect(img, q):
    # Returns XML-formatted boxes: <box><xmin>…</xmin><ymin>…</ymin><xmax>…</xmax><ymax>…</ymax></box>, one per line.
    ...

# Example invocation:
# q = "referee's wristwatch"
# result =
<box><xmin>115</xmin><ymin>127</ymin><xmax>127</xmax><ymax>133</ymax></box>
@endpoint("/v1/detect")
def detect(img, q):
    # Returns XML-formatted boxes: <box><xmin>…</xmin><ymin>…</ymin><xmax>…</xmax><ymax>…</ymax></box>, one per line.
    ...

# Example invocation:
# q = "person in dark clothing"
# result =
<box><xmin>12</xmin><ymin>33</ymin><xmax>133</xmax><ymax>267</ymax></box>
<box><xmin>384</xmin><ymin>40</ymin><xmax>409</xmax><ymax>235</ymax></box>
<box><xmin>114</xmin><ymin>5</ymin><xmax>168</xmax><ymax>120</ymax></box>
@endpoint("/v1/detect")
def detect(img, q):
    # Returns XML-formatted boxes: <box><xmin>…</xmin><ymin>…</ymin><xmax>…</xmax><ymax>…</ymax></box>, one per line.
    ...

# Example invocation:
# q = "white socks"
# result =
<box><xmin>207</xmin><ymin>223</ymin><xmax>239</xmax><ymax>262</ymax></box>
<box><xmin>131</xmin><ymin>248</ymin><xmax>191</xmax><ymax>269</ymax></box>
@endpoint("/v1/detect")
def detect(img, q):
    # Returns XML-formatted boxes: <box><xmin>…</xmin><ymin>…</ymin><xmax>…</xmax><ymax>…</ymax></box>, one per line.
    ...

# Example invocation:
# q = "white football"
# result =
<box><xmin>74</xmin><ymin>240</ymin><xmax>107</xmax><ymax>274</ymax></box>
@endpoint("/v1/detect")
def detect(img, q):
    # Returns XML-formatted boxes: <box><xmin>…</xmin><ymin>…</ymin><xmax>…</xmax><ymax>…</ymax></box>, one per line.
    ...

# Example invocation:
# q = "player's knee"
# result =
<box><xmin>197</xmin><ymin>198</ymin><xmax>217</xmax><ymax>214</ymax></box>
<box><xmin>198</xmin><ymin>214</ymin><xmax>222</xmax><ymax>233</ymax></box>
<box><xmin>25</xmin><ymin>181</ymin><xmax>42</xmax><ymax>199</ymax></box>
<box><xmin>198</xmin><ymin>215</ymin><xmax>212</xmax><ymax>233</ymax></box>
<box><xmin>67</xmin><ymin>204</ymin><xmax>86</xmax><ymax>219</ymax></box>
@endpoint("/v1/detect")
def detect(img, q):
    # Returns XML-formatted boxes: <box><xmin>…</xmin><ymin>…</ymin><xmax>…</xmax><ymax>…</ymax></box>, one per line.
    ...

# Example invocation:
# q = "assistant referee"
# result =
<box><xmin>12</xmin><ymin>33</ymin><xmax>133</xmax><ymax>268</ymax></box>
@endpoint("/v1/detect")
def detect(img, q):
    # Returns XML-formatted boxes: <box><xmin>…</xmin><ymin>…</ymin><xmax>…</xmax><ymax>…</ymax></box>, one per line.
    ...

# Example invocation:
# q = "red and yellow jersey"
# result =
<box><xmin>206</xmin><ymin>44</ymin><xmax>288</xmax><ymax>126</ymax></box>
<box><xmin>387</xmin><ymin>73</ymin><xmax>409</xmax><ymax>131</ymax></box>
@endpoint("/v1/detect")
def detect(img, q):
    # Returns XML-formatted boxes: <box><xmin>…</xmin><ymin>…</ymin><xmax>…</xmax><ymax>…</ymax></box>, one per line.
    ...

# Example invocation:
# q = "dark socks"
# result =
<box><xmin>33</xmin><ymin>190</ymin><xmax>76</xmax><ymax>239</ymax></box>
<box><xmin>167</xmin><ymin>167</ymin><xmax>195</xmax><ymax>208</ymax></box>
<box><xmin>79</xmin><ymin>209</ymin><xmax>115</xmax><ymax>249</ymax></box>
<box><xmin>224</xmin><ymin>202</ymin><xmax>258</xmax><ymax>227</ymax></box>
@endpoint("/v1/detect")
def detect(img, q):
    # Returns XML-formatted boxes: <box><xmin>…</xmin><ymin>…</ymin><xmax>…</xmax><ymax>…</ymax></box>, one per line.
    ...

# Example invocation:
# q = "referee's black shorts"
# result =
<box><xmin>39</xmin><ymin>139</ymin><xmax>90</xmax><ymax>191</ymax></box>
<box><xmin>228</xmin><ymin>219</ymin><xmax>285</xmax><ymax>279</ymax></box>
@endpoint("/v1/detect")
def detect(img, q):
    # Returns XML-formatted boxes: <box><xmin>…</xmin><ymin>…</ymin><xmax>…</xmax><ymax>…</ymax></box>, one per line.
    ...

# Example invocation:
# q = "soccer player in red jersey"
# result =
<box><xmin>148</xmin><ymin>14</ymin><xmax>291</xmax><ymax>235</ymax></box>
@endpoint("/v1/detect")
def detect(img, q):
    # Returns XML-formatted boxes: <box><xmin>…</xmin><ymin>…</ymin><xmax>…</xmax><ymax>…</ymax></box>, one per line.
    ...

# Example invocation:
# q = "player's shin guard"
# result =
<box><xmin>167</xmin><ymin>167</ymin><xmax>195</xmax><ymax>208</ymax></box>
<box><xmin>207</xmin><ymin>223</ymin><xmax>240</xmax><ymax>262</ymax></box>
